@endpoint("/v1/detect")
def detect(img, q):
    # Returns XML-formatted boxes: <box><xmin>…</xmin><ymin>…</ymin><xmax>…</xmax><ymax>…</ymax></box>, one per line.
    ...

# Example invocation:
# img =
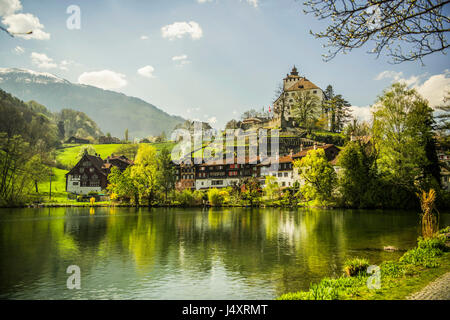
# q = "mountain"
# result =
<box><xmin>0</xmin><ymin>68</ymin><xmax>184</xmax><ymax>138</ymax></box>
<box><xmin>26</xmin><ymin>100</ymin><xmax>104</xmax><ymax>141</ymax></box>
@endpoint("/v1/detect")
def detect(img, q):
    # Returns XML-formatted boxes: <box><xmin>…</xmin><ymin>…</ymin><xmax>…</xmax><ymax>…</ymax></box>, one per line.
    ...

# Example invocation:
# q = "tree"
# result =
<box><xmin>435</xmin><ymin>91</ymin><xmax>450</xmax><ymax>149</ymax></box>
<box><xmin>157</xmin><ymin>147</ymin><xmax>176</xmax><ymax>202</ymax></box>
<box><xmin>77</xmin><ymin>145</ymin><xmax>96</xmax><ymax>161</ymax></box>
<box><xmin>373</xmin><ymin>83</ymin><xmax>439</xmax><ymax>191</ymax></box>
<box><xmin>337</xmin><ymin>140</ymin><xmax>381</xmax><ymax>208</ymax></box>
<box><xmin>116</xmin><ymin>143</ymin><xmax>139</xmax><ymax>160</ymax></box>
<box><xmin>323</xmin><ymin>85</ymin><xmax>352</xmax><ymax>132</ymax></box>
<box><xmin>290</xmin><ymin>91</ymin><xmax>321</xmax><ymax>133</ymax></box>
<box><xmin>264</xmin><ymin>175</ymin><xmax>280</xmax><ymax>202</ymax></box>
<box><xmin>241</xmin><ymin>177</ymin><xmax>260</xmax><ymax>206</ymax></box>
<box><xmin>208</xmin><ymin>188</ymin><xmax>224</xmax><ymax>206</ymax></box>
<box><xmin>132</xmin><ymin>144</ymin><xmax>158</xmax><ymax>206</ymax></box>
<box><xmin>343</xmin><ymin>118</ymin><xmax>372</xmax><ymax>139</ymax></box>
<box><xmin>107</xmin><ymin>166</ymin><xmax>139</xmax><ymax>205</ymax></box>
<box><xmin>304</xmin><ymin>0</ymin><xmax>450</xmax><ymax>63</ymax></box>
<box><xmin>225</xmin><ymin>119</ymin><xmax>241</xmax><ymax>130</ymax></box>
<box><xmin>294</xmin><ymin>148</ymin><xmax>337</xmax><ymax>205</ymax></box>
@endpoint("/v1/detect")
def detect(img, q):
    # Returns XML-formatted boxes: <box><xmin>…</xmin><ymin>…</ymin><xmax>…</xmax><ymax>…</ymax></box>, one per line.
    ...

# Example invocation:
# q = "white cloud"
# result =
<box><xmin>350</xmin><ymin>106</ymin><xmax>372</xmax><ymax>122</ymax></box>
<box><xmin>59</xmin><ymin>60</ymin><xmax>74</xmax><ymax>71</ymax></box>
<box><xmin>0</xmin><ymin>0</ymin><xmax>22</xmax><ymax>16</ymax></box>
<box><xmin>245</xmin><ymin>0</ymin><xmax>259</xmax><ymax>7</ymax></box>
<box><xmin>78</xmin><ymin>70</ymin><xmax>127</xmax><ymax>90</ymax></box>
<box><xmin>31</xmin><ymin>52</ymin><xmax>57</xmax><ymax>69</ymax></box>
<box><xmin>172</xmin><ymin>54</ymin><xmax>191</xmax><ymax>67</ymax></box>
<box><xmin>375</xmin><ymin>70</ymin><xmax>450</xmax><ymax>108</ymax></box>
<box><xmin>161</xmin><ymin>21</ymin><xmax>203</xmax><ymax>40</ymax></box>
<box><xmin>415</xmin><ymin>71</ymin><xmax>450</xmax><ymax>108</ymax></box>
<box><xmin>30</xmin><ymin>52</ymin><xmax>74</xmax><ymax>70</ymax></box>
<box><xmin>137</xmin><ymin>65</ymin><xmax>155</xmax><ymax>78</ymax></box>
<box><xmin>13</xmin><ymin>45</ymin><xmax>24</xmax><ymax>54</ymax></box>
<box><xmin>2</xmin><ymin>13</ymin><xmax>50</xmax><ymax>40</ymax></box>
<box><xmin>140</xmin><ymin>35</ymin><xmax>149</xmax><ymax>40</ymax></box>
<box><xmin>172</xmin><ymin>55</ymin><xmax>188</xmax><ymax>61</ymax></box>
<box><xmin>197</xmin><ymin>0</ymin><xmax>213</xmax><ymax>3</ymax></box>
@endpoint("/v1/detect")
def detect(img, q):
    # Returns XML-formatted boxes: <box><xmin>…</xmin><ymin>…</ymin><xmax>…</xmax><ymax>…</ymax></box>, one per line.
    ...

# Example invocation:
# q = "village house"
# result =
<box><xmin>66</xmin><ymin>152</ymin><xmax>132</xmax><ymax>195</ymax></box>
<box><xmin>65</xmin><ymin>136</ymin><xmax>91</xmax><ymax>144</ymax></box>
<box><xmin>174</xmin><ymin>144</ymin><xmax>340</xmax><ymax>191</ymax></box>
<box><xmin>259</xmin><ymin>144</ymin><xmax>340</xmax><ymax>188</ymax></box>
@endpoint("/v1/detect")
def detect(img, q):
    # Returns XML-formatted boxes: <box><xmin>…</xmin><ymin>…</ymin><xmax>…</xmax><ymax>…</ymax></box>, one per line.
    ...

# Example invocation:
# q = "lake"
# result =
<box><xmin>0</xmin><ymin>207</ymin><xmax>448</xmax><ymax>299</ymax></box>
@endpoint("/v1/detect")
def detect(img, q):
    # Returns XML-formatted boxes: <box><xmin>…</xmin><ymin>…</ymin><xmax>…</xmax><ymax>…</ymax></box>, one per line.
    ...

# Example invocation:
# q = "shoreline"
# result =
<box><xmin>277</xmin><ymin>230</ymin><xmax>450</xmax><ymax>300</ymax></box>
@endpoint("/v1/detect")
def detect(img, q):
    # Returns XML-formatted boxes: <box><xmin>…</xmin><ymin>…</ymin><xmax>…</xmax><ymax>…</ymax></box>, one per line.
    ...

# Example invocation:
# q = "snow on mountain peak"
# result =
<box><xmin>0</xmin><ymin>68</ymin><xmax>69</xmax><ymax>84</ymax></box>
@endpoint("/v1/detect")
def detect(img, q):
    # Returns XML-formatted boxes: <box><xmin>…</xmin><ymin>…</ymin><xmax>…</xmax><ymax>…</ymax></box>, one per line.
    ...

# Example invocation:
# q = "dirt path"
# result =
<box><xmin>407</xmin><ymin>272</ymin><xmax>450</xmax><ymax>300</ymax></box>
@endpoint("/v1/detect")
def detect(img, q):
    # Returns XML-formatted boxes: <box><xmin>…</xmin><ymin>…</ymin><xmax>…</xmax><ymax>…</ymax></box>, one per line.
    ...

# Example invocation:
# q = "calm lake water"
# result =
<box><xmin>0</xmin><ymin>207</ymin><xmax>448</xmax><ymax>300</ymax></box>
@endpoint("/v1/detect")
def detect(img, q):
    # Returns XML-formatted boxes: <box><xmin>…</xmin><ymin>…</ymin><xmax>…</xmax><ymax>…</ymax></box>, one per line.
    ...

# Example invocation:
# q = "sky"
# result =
<box><xmin>0</xmin><ymin>0</ymin><xmax>449</xmax><ymax>129</ymax></box>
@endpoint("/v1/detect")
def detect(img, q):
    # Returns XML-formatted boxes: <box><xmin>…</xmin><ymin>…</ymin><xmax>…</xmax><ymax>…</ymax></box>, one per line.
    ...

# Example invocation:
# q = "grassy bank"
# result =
<box><xmin>277</xmin><ymin>228</ymin><xmax>450</xmax><ymax>300</ymax></box>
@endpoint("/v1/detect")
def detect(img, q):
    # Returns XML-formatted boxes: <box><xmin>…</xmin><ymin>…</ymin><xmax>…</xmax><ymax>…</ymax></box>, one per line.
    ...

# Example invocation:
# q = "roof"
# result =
<box><xmin>258</xmin><ymin>144</ymin><xmax>340</xmax><ymax>167</ymax></box>
<box><xmin>200</xmin><ymin>156</ymin><xmax>260</xmax><ymax>167</ymax></box>
<box><xmin>285</xmin><ymin>77</ymin><xmax>320</xmax><ymax>92</ymax></box>
<box><xmin>107</xmin><ymin>155</ymin><xmax>134</xmax><ymax>165</ymax></box>
<box><xmin>66</xmin><ymin>153</ymin><xmax>107</xmax><ymax>177</ymax></box>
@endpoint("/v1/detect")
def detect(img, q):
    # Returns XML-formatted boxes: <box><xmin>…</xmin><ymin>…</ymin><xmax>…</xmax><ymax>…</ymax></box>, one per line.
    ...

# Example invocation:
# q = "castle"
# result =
<box><xmin>241</xmin><ymin>66</ymin><xmax>325</xmax><ymax>131</ymax></box>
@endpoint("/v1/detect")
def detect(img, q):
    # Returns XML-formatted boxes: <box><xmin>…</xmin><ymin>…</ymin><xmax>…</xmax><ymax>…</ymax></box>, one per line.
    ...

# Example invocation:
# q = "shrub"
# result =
<box><xmin>177</xmin><ymin>189</ymin><xmax>195</xmax><ymax>207</ymax></box>
<box><xmin>439</xmin><ymin>226</ymin><xmax>450</xmax><ymax>234</ymax></box>
<box><xmin>380</xmin><ymin>261</ymin><xmax>405</xmax><ymax>278</ymax></box>
<box><xmin>309</xmin><ymin>283</ymin><xmax>339</xmax><ymax>300</ymax></box>
<box><xmin>276</xmin><ymin>291</ymin><xmax>311</xmax><ymax>300</ymax></box>
<box><xmin>343</xmin><ymin>258</ymin><xmax>369</xmax><ymax>276</ymax></box>
<box><xmin>400</xmin><ymin>247</ymin><xmax>442</xmax><ymax>268</ymax></box>
<box><xmin>208</xmin><ymin>188</ymin><xmax>224</xmax><ymax>206</ymax></box>
<box><xmin>417</xmin><ymin>235</ymin><xmax>447</xmax><ymax>251</ymax></box>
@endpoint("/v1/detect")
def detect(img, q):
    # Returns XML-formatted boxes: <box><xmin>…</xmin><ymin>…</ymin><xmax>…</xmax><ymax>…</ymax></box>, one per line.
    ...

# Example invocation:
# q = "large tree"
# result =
<box><xmin>132</xmin><ymin>144</ymin><xmax>159</xmax><ymax>206</ymax></box>
<box><xmin>294</xmin><ymin>148</ymin><xmax>337</xmax><ymax>204</ymax></box>
<box><xmin>372</xmin><ymin>83</ymin><xmax>439</xmax><ymax>190</ymax></box>
<box><xmin>157</xmin><ymin>147</ymin><xmax>176</xmax><ymax>202</ymax></box>
<box><xmin>304</xmin><ymin>0</ymin><xmax>450</xmax><ymax>63</ymax></box>
<box><xmin>337</xmin><ymin>140</ymin><xmax>381</xmax><ymax>208</ymax></box>
<box><xmin>291</xmin><ymin>91</ymin><xmax>321</xmax><ymax>133</ymax></box>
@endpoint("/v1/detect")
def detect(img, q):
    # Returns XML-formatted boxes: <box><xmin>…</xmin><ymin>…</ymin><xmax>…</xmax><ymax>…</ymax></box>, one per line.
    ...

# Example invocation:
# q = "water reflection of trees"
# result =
<box><xmin>0</xmin><ymin>207</ymin><xmax>441</xmax><ymax>298</ymax></box>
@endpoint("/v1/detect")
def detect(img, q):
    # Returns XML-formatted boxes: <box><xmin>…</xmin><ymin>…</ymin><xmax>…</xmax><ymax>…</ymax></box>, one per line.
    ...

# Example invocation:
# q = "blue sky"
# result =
<box><xmin>1</xmin><ymin>0</ymin><xmax>449</xmax><ymax>129</ymax></box>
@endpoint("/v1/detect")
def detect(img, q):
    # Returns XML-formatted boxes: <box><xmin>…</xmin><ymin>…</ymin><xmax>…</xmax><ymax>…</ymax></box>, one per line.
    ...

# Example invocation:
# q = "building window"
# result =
<box><xmin>282</xmin><ymin>182</ymin><xmax>286</xmax><ymax>187</ymax></box>
<box><xmin>80</xmin><ymin>168</ymin><xmax>84</xmax><ymax>173</ymax></box>
<box><xmin>278</xmin><ymin>173</ymin><xmax>282</xmax><ymax>177</ymax></box>
<box><xmin>284</xmin><ymin>172</ymin><xmax>288</xmax><ymax>177</ymax></box>
<box><xmin>73</xmin><ymin>182</ymin><xmax>79</xmax><ymax>186</ymax></box>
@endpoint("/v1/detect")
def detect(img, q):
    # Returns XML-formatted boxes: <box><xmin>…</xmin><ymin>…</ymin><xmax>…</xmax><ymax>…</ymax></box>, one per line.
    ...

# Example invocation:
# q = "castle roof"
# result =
<box><xmin>285</xmin><ymin>77</ymin><xmax>320</xmax><ymax>92</ymax></box>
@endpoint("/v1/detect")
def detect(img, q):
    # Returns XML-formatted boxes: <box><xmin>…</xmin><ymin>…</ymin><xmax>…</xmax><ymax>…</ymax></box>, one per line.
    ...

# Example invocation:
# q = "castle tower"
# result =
<box><xmin>283</xmin><ymin>65</ymin><xmax>301</xmax><ymax>90</ymax></box>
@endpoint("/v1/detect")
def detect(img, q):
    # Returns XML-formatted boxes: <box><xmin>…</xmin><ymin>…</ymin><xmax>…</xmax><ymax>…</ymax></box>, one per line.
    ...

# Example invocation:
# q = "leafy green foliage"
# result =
<box><xmin>208</xmin><ymin>188</ymin><xmax>224</xmax><ymax>206</ymax></box>
<box><xmin>337</xmin><ymin>141</ymin><xmax>382</xmax><ymax>208</ymax></box>
<box><xmin>343</xmin><ymin>258</ymin><xmax>369</xmax><ymax>276</ymax></box>
<box><xmin>373</xmin><ymin>83</ymin><xmax>438</xmax><ymax>192</ymax></box>
<box><xmin>295</xmin><ymin>148</ymin><xmax>336</xmax><ymax>205</ymax></box>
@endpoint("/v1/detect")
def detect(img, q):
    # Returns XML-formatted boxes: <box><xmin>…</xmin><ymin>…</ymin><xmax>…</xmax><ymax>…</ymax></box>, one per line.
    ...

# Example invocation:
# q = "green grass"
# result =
<box><xmin>56</xmin><ymin>142</ymin><xmax>175</xmax><ymax>168</ymax></box>
<box><xmin>277</xmin><ymin>232</ymin><xmax>450</xmax><ymax>300</ymax></box>
<box><xmin>33</xmin><ymin>142</ymin><xmax>175</xmax><ymax>204</ymax></box>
